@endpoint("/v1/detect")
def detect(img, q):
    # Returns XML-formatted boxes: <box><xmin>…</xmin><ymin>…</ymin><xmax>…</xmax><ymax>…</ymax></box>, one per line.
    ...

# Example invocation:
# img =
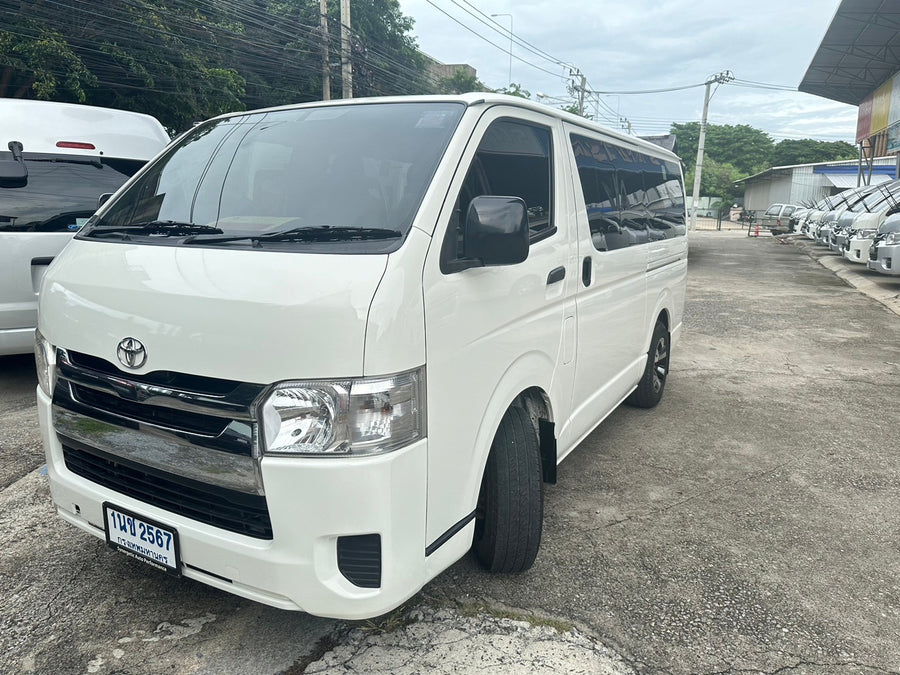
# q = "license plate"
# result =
<box><xmin>103</xmin><ymin>503</ymin><xmax>181</xmax><ymax>576</ymax></box>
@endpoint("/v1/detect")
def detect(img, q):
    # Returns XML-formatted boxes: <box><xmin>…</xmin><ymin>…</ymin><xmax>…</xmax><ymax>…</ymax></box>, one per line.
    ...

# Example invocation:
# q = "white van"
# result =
<box><xmin>0</xmin><ymin>99</ymin><xmax>169</xmax><ymax>355</ymax></box>
<box><xmin>35</xmin><ymin>94</ymin><xmax>687</xmax><ymax>619</ymax></box>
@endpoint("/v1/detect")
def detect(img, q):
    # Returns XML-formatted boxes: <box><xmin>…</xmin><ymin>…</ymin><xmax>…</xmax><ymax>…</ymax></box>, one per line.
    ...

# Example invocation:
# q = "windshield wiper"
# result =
<box><xmin>86</xmin><ymin>220</ymin><xmax>225</xmax><ymax>239</ymax></box>
<box><xmin>182</xmin><ymin>225</ymin><xmax>403</xmax><ymax>246</ymax></box>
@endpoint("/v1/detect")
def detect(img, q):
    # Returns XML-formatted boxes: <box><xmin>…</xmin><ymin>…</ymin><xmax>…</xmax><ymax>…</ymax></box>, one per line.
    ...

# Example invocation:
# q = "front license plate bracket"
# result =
<box><xmin>103</xmin><ymin>502</ymin><xmax>181</xmax><ymax>577</ymax></box>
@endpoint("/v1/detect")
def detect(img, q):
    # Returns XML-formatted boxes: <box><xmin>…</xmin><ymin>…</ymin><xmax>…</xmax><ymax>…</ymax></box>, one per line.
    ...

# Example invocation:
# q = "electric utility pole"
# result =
<box><xmin>320</xmin><ymin>0</ymin><xmax>330</xmax><ymax>100</ymax></box>
<box><xmin>340</xmin><ymin>0</ymin><xmax>352</xmax><ymax>98</ymax></box>
<box><xmin>689</xmin><ymin>70</ymin><xmax>733</xmax><ymax>231</ymax></box>
<box><xmin>568</xmin><ymin>69</ymin><xmax>587</xmax><ymax>116</ymax></box>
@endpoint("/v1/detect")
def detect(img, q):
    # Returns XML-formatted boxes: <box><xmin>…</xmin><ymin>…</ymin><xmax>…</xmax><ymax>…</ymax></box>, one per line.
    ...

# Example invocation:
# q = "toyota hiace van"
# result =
<box><xmin>36</xmin><ymin>94</ymin><xmax>687</xmax><ymax>619</ymax></box>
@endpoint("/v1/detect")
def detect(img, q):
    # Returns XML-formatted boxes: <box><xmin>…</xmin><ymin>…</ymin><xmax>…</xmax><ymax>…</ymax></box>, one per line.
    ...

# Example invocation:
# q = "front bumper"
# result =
<box><xmin>844</xmin><ymin>239</ymin><xmax>873</xmax><ymax>264</ymax></box>
<box><xmin>38</xmin><ymin>387</ymin><xmax>431</xmax><ymax>619</ymax></box>
<box><xmin>867</xmin><ymin>243</ymin><xmax>900</xmax><ymax>276</ymax></box>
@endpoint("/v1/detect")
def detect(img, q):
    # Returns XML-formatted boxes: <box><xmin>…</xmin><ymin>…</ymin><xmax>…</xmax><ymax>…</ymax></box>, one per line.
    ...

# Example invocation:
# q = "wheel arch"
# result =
<box><xmin>645</xmin><ymin>292</ymin><xmax>673</xmax><ymax>349</ymax></box>
<box><xmin>465</xmin><ymin>353</ymin><xmax>558</xmax><ymax>515</ymax></box>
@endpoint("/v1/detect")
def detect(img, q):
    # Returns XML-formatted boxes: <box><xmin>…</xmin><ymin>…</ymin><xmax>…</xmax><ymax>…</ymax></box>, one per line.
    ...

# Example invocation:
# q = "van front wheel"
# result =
<box><xmin>626</xmin><ymin>320</ymin><xmax>670</xmax><ymax>408</ymax></box>
<box><xmin>473</xmin><ymin>406</ymin><xmax>543</xmax><ymax>573</ymax></box>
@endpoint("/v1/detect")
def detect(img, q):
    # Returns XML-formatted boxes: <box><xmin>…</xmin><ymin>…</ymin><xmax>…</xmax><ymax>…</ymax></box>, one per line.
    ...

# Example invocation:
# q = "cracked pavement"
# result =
<box><xmin>1</xmin><ymin>230</ymin><xmax>900</xmax><ymax>674</ymax></box>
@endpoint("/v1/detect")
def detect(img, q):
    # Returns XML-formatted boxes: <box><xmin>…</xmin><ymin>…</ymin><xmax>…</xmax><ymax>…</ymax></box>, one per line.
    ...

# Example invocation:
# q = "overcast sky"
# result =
<box><xmin>397</xmin><ymin>0</ymin><xmax>859</xmax><ymax>144</ymax></box>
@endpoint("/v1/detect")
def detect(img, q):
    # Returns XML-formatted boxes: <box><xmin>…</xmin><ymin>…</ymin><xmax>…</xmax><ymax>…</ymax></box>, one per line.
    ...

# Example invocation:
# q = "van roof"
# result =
<box><xmin>209</xmin><ymin>93</ymin><xmax>682</xmax><ymax>164</ymax></box>
<box><xmin>1</xmin><ymin>99</ymin><xmax>170</xmax><ymax>160</ymax></box>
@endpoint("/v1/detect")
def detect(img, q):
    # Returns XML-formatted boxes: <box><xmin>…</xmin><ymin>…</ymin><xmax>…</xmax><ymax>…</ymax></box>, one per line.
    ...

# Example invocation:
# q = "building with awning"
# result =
<box><xmin>737</xmin><ymin>157</ymin><xmax>897</xmax><ymax>212</ymax></box>
<box><xmin>799</xmin><ymin>0</ymin><xmax>900</xmax><ymax>183</ymax></box>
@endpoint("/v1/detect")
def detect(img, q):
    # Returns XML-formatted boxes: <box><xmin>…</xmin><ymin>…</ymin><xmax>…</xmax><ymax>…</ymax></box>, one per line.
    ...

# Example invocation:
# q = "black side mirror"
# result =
<box><xmin>98</xmin><ymin>193</ymin><xmax>114</xmax><ymax>208</ymax></box>
<box><xmin>464</xmin><ymin>195</ymin><xmax>529</xmax><ymax>266</ymax></box>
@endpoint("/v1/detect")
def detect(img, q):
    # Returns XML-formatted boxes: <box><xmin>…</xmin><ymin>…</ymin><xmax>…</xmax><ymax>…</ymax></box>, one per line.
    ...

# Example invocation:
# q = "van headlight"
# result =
<box><xmin>885</xmin><ymin>231</ymin><xmax>900</xmax><ymax>245</ymax></box>
<box><xmin>259</xmin><ymin>368</ymin><xmax>426</xmax><ymax>456</ymax></box>
<box><xmin>34</xmin><ymin>329</ymin><xmax>56</xmax><ymax>396</ymax></box>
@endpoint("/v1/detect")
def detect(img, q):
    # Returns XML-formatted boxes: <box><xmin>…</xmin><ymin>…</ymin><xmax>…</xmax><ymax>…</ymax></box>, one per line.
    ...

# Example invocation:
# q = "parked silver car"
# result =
<box><xmin>760</xmin><ymin>203</ymin><xmax>798</xmax><ymax>234</ymax></box>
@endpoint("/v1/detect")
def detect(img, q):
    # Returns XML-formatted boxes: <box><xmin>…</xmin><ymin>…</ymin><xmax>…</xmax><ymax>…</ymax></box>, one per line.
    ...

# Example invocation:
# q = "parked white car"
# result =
<box><xmin>867</xmin><ymin>215</ymin><xmax>900</xmax><ymax>275</ymax></box>
<box><xmin>0</xmin><ymin>100</ymin><xmax>168</xmax><ymax>355</ymax></box>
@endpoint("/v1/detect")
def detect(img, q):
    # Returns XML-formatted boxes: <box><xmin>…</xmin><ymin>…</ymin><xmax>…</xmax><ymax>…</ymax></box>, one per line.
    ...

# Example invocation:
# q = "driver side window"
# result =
<box><xmin>442</xmin><ymin>118</ymin><xmax>554</xmax><ymax>268</ymax></box>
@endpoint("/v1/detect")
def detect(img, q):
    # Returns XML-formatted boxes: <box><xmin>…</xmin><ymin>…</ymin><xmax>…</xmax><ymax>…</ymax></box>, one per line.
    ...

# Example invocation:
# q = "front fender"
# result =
<box><xmin>462</xmin><ymin>350</ymin><xmax>555</xmax><ymax>512</ymax></box>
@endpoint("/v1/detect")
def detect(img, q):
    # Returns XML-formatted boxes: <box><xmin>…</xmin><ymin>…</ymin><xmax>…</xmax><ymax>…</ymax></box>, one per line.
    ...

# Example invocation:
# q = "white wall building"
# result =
<box><xmin>737</xmin><ymin>156</ymin><xmax>897</xmax><ymax>213</ymax></box>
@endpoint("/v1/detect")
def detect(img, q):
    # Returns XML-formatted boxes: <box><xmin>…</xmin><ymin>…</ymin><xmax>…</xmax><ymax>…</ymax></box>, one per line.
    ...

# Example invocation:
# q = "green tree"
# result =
<box><xmin>344</xmin><ymin>0</ymin><xmax>432</xmax><ymax>97</ymax></box>
<box><xmin>684</xmin><ymin>157</ymin><xmax>743</xmax><ymax>213</ymax></box>
<box><xmin>769</xmin><ymin>139</ymin><xmax>857</xmax><ymax>166</ymax></box>
<box><xmin>498</xmin><ymin>82</ymin><xmax>530</xmax><ymax>99</ymax></box>
<box><xmin>559</xmin><ymin>102</ymin><xmax>592</xmax><ymax>119</ymax></box>
<box><xmin>0</xmin><ymin>0</ymin><xmax>432</xmax><ymax>132</ymax></box>
<box><xmin>0</xmin><ymin>19</ymin><xmax>96</xmax><ymax>101</ymax></box>
<box><xmin>437</xmin><ymin>67</ymin><xmax>486</xmax><ymax>94</ymax></box>
<box><xmin>671</xmin><ymin>122</ymin><xmax>774</xmax><ymax>175</ymax></box>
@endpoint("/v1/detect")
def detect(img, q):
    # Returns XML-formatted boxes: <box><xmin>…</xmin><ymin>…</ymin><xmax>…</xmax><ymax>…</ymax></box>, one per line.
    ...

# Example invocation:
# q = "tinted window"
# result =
<box><xmin>570</xmin><ymin>134</ymin><xmax>684</xmax><ymax>251</ymax></box>
<box><xmin>764</xmin><ymin>205</ymin><xmax>781</xmax><ymax>216</ymax></box>
<box><xmin>443</xmin><ymin>118</ymin><xmax>554</xmax><ymax>265</ymax></box>
<box><xmin>89</xmin><ymin>103</ymin><xmax>465</xmax><ymax>253</ymax></box>
<box><xmin>0</xmin><ymin>154</ymin><xmax>143</xmax><ymax>232</ymax></box>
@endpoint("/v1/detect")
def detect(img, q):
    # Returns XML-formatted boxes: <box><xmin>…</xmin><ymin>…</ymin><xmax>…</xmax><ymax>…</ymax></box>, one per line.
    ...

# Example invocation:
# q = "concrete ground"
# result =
<box><xmin>1</xmin><ymin>230</ymin><xmax>899</xmax><ymax>674</ymax></box>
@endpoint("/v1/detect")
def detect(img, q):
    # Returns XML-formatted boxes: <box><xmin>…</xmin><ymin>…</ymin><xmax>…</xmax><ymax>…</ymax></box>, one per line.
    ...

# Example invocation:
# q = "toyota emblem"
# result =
<box><xmin>117</xmin><ymin>337</ymin><xmax>147</xmax><ymax>369</ymax></box>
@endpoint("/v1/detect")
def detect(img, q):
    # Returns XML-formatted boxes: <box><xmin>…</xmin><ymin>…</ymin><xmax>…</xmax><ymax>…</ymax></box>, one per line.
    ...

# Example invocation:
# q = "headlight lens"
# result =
<box><xmin>260</xmin><ymin>368</ymin><xmax>425</xmax><ymax>456</ymax></box>
<box><xmin>34</xmin><ymin>329</ymin><xmax>56</xmax><ymax>396</ymax></box>
<box><xmin>885</xmin><ymin>231</ymin><xmax>900</xmax><ymax>245</ymax></box>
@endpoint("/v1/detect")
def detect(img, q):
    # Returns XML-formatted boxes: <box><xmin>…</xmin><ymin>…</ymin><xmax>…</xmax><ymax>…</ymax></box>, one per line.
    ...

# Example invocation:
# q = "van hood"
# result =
<box><xmin>39</xmin><ymin>240</ymin><xmax>387</xmax><ymax>384</ymax></box>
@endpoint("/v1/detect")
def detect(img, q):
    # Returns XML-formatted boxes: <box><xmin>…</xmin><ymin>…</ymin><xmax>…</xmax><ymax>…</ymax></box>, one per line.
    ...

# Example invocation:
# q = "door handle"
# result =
<box><xmin>546</xmin><ymin>266</ymin><xmax>566</xmax><ymax>285</ymax></box>
<box><xmin>581</xmin><ymin>256</ymin><xmax>592</xmax><ymax>286</ymax></box>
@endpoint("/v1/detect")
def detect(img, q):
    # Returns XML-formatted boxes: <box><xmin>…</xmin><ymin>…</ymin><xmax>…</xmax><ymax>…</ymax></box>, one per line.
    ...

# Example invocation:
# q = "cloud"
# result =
<box><xmin>399</xmin><ymin>0</ymin><xmax>856</xmax><ymax>141</ymax></box>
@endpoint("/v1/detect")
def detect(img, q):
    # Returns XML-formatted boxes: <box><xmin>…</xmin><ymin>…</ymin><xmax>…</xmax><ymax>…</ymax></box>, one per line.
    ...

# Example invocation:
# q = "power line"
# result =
<box><xmin>421</xmin><ymin>0</ymin><xmax>568</xmax><ymax>80</ymax></box>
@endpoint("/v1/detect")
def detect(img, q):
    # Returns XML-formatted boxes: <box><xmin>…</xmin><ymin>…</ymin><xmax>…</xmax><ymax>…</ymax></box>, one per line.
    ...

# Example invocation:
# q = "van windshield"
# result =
<box><xmin>0</xmin><ymin>154</ymin><xmax>144</xmax><ymax>232</ymax></box>
<box><xmin>82</xmin><ymin>102</ymin><xmax>466</xmax><ymax>253</ymax></box>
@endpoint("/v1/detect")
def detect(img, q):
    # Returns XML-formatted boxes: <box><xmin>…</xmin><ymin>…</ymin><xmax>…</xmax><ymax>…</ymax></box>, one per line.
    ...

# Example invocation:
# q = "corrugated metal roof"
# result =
<box><xmin>799</xmin><ymin>0</ymin><xmax>900</xmax><ymax>106</ymax></box>
<box><xmin>735</xmin><ymin>156</ymin><xmax>896</xmax><ymax>184</ymax></box>
<box><xmin>822</xmin><ymin>172</ymin><xmax>891</xmax><ymax>188</ymax></box>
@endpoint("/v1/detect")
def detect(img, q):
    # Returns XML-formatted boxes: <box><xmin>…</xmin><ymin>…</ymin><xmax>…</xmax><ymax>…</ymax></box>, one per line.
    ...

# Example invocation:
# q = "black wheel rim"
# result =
<box><xmin>652</xmin><ymin>335</ymin><xmax>669</xmax><ymax>393</ymax></box>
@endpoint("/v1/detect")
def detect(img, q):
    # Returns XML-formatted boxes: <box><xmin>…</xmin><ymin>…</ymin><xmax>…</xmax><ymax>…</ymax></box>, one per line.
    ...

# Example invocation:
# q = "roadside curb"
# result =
<box><xmin>785</xmin><ymin>235</ymin><xmax>900</xmax><ymax>318</ymax></box>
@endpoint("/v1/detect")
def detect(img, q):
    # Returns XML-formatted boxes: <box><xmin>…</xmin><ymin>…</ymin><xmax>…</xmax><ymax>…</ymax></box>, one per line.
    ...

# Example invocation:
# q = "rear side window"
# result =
<box><xmin>570</xmin><ymin>134</ymin><xmax>685</xmax><ymax>251</ymax></box>
<box><xmin>764</xmin><ymin>205</ymin><xmax>782</xmax><ymax>216</ymax></box>
<box><xmin>0</xmin><ymin>154</ymin><xmax>143</xmax><ymax>232</ymax></box>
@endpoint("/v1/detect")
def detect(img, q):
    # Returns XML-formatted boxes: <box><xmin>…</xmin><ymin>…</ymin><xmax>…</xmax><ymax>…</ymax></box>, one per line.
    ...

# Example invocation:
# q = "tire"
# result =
<box><xmin>473</xmin><ymin>406</ymin><xmax>543</xmax><ymax>573</ymax></box>
<box><xmin>626</xmin><ymin>320</ymin><xmax>670</xmax><ymax>408</ymax></box>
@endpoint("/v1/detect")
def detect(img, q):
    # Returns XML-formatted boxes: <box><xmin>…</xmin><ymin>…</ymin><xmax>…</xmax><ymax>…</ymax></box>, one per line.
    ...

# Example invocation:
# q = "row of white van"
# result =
<box><xmin>789</xmin><ymin>183</ymin><xmax>900</xmax><ymax>276</ymax></box>
<box><xmin>9</xmin><ymin>94</ymin><xmax>688</xmax><ymax>619</ymax></box>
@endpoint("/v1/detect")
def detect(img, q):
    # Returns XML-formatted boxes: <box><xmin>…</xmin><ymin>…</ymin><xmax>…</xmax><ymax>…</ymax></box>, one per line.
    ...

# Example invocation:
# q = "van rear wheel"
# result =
<box><xmin>626</xmin><ymin>320</ymin><xmax>670</xmax><ymax>408</ymax></box>
<box><xmin>473</xmin><ymin>406</ymin><xmax>543</xmax><ymax>573</ymax></box>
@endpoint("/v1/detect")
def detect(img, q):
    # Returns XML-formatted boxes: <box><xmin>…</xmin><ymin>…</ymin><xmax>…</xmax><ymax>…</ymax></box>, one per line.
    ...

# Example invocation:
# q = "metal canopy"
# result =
<box><xmin>799</xmin><ymin>0</ymin><xmax>900</xmax><ymax>106</ymax></box>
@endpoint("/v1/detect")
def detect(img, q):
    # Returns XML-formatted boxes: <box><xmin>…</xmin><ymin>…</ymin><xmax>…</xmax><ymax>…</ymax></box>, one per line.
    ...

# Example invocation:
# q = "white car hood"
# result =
<box><xmin>39</xmin><ymin>240</ymin><xmax>387</xmax><ymax>384</ymax></box>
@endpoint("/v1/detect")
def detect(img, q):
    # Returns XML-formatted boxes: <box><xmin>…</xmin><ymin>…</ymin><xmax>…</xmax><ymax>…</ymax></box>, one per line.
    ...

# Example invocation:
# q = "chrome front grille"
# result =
<box><xmin>53</xmin><ymin>348</ymin><xmax>269</xmax><ymax>505</ymax></box>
